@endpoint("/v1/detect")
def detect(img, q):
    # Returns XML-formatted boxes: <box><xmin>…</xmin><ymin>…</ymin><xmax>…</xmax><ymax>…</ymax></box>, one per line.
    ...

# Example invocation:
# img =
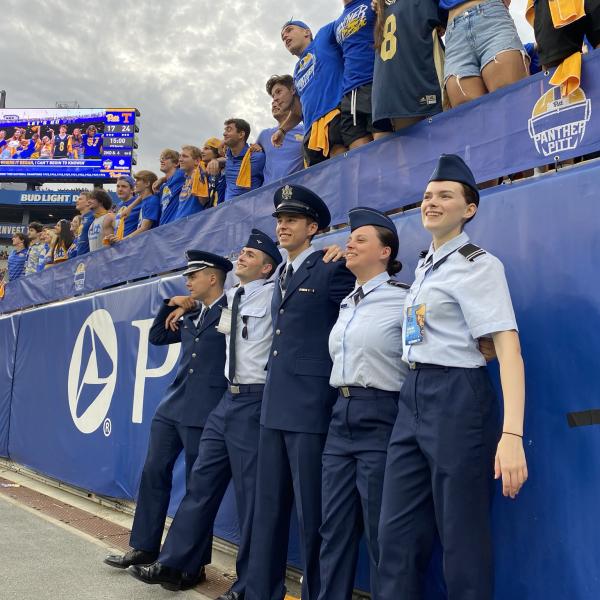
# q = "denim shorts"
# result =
<box><xmin>444</xmin><ymin>0</ymin><xmax>525</xmax><ymax>84</ymax></box>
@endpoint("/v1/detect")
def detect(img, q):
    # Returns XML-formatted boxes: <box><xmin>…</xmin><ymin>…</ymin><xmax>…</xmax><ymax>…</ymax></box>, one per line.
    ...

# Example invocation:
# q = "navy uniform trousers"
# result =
<box><xmin>377</xmin><ymin>366</ymin><xmax>500</xmax><ymax>600</ymax></box>
<box><xmin>158</xmin><ymin>387</ymin><xmax>263</xmax><ymax>594</ymax></box>
<box><xmin>129</xmin><ymin>415</ymin><xmax>207</xmax><ymax>559</ymax></box>
<box><xmin>318</xmin><ymin>389</ymin><xmax>399</xmax><ymax>600</ymax></box>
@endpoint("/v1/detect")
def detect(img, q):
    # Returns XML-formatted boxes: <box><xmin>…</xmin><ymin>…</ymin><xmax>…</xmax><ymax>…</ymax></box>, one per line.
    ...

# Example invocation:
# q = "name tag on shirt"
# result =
<box><xmin>405</xmin><ymin>304</ymin><xmax>426</xmax><ymax>345</ymax></box>
<box><xmin>217</xmin><ymin>308</ymin><xmax>232</xmax><ymax>335</ymax></box>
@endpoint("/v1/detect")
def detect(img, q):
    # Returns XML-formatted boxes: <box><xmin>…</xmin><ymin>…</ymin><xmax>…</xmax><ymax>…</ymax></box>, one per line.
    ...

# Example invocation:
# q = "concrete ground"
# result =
<box><xmin>0</xmin><ymin>492</ymin><xmax>207</xmax><ymax>600</ymax></box>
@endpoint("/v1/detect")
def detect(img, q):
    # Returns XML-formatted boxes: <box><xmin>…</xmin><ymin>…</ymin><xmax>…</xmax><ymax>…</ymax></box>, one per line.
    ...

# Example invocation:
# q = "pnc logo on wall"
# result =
<box><xmin>68</xmin><ymin>309</ymin><xmax>118</xmax><ymax>434</ymax></box>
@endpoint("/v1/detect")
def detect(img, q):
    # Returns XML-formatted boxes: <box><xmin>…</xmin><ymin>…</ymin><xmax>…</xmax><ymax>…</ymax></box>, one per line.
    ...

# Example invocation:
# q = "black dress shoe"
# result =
<box><xmin>180</xmin><ymin>565</ymin><xmax>207</xmax><ymax>590</ymax></box>
<box><xmin>217</xmin><ymin>588</ymin><xmax>244</xmax><ymax>600</ymax></box>
<box><xmin>128</xmin><ymin>562</ymin><xmax>183</xmax><ymax>591</ymax></box>
<box><xmin>104</xmin><ymin>549</ymin><xmax>158</xmax><ymax>569</ymax></box>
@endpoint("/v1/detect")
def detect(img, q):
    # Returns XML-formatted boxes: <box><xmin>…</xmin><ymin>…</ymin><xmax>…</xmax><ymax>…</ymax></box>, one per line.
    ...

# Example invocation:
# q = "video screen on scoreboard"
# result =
<box><xmin>0</xmin><ymin>108</ymin><xmax>137</xmax><ymax>181</ymax></box>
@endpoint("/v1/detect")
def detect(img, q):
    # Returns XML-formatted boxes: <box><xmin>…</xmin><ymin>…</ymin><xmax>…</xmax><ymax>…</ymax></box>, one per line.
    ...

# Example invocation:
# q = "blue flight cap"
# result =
<box><xmin>428</xmin><ymin>154</ymin><xmax>479</xmax><ymax>204</ymax></box>
<box><xmin>118</xmin><ymin>174</ymin><xmax>136</xmax><ymax>189</ymax></box>
<box><xmin>349</xmin><ymin>207</ymin><xmax>399</xmax><ymax>258</ymax></box>
<box><xmin>281</xmin><ymin>20</ymin><xmax>311</xmax><ymax>37</ymax></box>
<box><xmin>183</xmin><ymin>250</ymin><xmax>233</xmax><ymax>276</ymax></box>
<box><xmin>245</xmin><ymin>228</ymin><xmax>283</xmax><ymax>265</ymax></box>
<box><xmin>273</xmin><ymin>184</ymin><xmax>331</xmax><ymax>230</ymax></box>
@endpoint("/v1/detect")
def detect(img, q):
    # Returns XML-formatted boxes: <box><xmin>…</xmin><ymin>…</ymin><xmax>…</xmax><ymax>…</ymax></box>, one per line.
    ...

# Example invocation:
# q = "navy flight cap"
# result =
<box><xmin>273</xmin><ymin>184</ymin><xmax>331</xmax><ymax>230</ymax></box>
<box><xmin>245</xmin><ymin>228</ymin><xmax>283</xmax><ymax>265</ymax></box>
<box><xmin>349</xmin><ymin>206</ymin><xmax>399</xmax><ymax>258</ymax></box>
<box><xmin>428</xmin><ymin>154</ymin><xmax>480</xmax><ymax>204</ymax></box>
<box><xmin>183</xmin><ymin>250</ymin><xmax>233</xmax><ymax>276</ymax></box>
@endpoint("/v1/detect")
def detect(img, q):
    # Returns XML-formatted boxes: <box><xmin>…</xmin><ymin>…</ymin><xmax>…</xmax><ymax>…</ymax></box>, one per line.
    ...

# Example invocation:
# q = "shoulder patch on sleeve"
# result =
<box><xmin>458</xmin><ymin>243</ymin><xmax>487</xmax><ymax>262</ymax></box>
<box><xmin>387</xmin><ymin>279</ymin><xmax>410</xmax><ymax>289</ymax></box>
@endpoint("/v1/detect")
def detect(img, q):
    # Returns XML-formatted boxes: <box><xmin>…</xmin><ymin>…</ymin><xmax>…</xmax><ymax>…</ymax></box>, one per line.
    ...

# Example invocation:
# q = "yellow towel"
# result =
<box><xmin>192</xmin><ymin>164</ymin><xmax>209</xmax><ymax>197</ymax></box>
<box><xmin>526</xmin><ymin>0</ymin><xmax>585</xmax><ymax>27</ymax></box>
<box><xmin>307</xmin><ymin>109</ymin><xmax>341</xmax><ymax>158</ymax></box>
<box><xmin>115</xmin><ymin>210</ymin><xmax>126</xmax><ymax>241</ymax></box>
<box><xmin>549</xmin><ymin>0</ymin><xmax>585</xmax><ymax>27</ymax></box>
<box><xmin>549</xmin><ymin>51</ymin><xmax>582</xmax><ymax>95</ymax></box>
<box><xmin>236</xmin><ymin>148</ymin><xmax>253</xmax><ymax>189</ymax></box>
<box><xmin>0</xmin><ymin>281</ymin><xmax>4</xmax><ymax>300</ymax></box>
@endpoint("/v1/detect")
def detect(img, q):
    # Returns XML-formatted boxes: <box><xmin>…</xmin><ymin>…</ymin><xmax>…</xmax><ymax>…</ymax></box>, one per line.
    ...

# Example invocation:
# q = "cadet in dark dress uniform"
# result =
<box><xmin>104</xmin><ymin>250</ymin><xmax>232</xmax><ymax>588</ymax></box>
<box><xmin>377</xmin><ymin>155</ymin><xmax>528</xmax><ymax>600</ymax></box>
<box><xmin>245</xmin><ymin>185</ymin><xmax>355</xmax><ymax>600</ymax></box>
<box><xmin>128</xmin><ymin>230</ymin><xmax>282</xmax><ymax>599</ymax></box>
<box><xmin>318</xmin><ymin>207</ymin><xmax>409</xmax><ymax>600</ymax></box>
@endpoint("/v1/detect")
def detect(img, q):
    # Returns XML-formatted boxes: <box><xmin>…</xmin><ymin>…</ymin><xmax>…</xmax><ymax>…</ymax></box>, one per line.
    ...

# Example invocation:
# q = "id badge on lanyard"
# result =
<box><xmin>404</xmin><ymin>303</ymin><xmax>426</xmax><ymax>345</ymax></box>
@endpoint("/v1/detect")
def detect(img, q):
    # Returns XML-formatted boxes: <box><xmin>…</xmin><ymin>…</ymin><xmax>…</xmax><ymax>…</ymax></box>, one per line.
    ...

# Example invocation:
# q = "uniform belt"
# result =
<box><xmin>408</xmin><ymin>362</ymin><xmax>448</xmax><ymax>370</ymax></box>
<box><xmin>338</xmin><ymin>386</ymin><xmax>398</xmax><ymax>399</ymax></box>
<box><xmin>228</xmin><ymin>383</ymin><xmax>265</xmax><ymax>395</ymax></box>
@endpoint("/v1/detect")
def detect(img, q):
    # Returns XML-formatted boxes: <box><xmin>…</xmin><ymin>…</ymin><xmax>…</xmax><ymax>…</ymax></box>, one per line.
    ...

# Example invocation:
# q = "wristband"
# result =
<box><xmin>502</xmin><ymin>431</ymin><xmax>523</xmax><ymax>439</ymax></box>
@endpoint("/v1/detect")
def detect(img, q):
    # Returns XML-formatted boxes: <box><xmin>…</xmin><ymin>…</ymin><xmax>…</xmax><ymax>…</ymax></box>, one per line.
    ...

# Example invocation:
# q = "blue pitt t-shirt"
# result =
<box><xmin>7</xmin><ymin>248</ymin><xmax>28</xmax><ymax>281</ymax></box>
<box><xmin>224</xmin><ymin>145</ymin><xmax>266</xmax><ymax>201</ymax></box>
<box><xmin>159</xmin><ymin>168</ymin><xmax>186</xmax><ymax>225</ymax></box>
<box><xmin>77</xmin><ymin>212</ymin><xmax>94</xmax><ymax>256</ymax></box>
<box><xmin>138</xmin><ymin>194</ymin><xmax>161</xmax><ymax>228</ymax></box>
<box><xmin>175</xmin><ymin>174</ymin><xmax>205</xmax><ymax>220</ymax></box>
<box><xmin>256</xmin><ymin>124</ymin><xmax>304</xmax><ymax>185</ymax></box>
<box><xmin>294</xmin><ymin>21</ymin><xmax>344</xmax><ymax>132</ymax></box>
<box><xmin>335</xmin><ymin>0</ymin><xmax>377</xmax><ymax>94</ymax></box>
<box><xmin>115</xmin><ymin>197</ymin><xmax>142</xmax><ymax>237</ymax></box>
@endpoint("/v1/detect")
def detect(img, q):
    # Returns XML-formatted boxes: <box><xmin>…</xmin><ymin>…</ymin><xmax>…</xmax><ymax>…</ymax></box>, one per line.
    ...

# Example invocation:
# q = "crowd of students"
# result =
<box><xmin>4</xmin><ymin>1</ymin><xmax>599</xmax><ymax>285</ymax></box>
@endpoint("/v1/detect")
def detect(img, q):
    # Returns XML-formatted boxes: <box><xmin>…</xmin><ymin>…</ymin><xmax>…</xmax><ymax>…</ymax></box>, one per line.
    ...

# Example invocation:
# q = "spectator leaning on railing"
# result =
<box><xmin>7</xmin><ymin>232</ymin><xmax>29</xmax><ymax>281</ymax></box>
<box><xmin>175</xmin><ymin>145</ymin><xmax>210</xmax><ymax>220</ymax></box>
<box><xmin>75</xmin><ymin>191</ymin><xmax>94</xmax><ymax>256</ymax></box>
<box><xmin>335</xmin><ymin>0</ymin><xmax>393</xmax><ymax>148</ymax></box>
<box><xmin>125</xmin><ymin>170</ymin><xmax>160</xmax><ymax>238</ymax></box>
<box><xmin>254</xmin><ymin>75</ymin><xmax>305</xmax><ymax>185</ymax></box>
<box><xmin>38</xmin><ymin>226</ymin><xmax>56</xmax><ymax>271</ymax></box>
<box><xmin>112</xmin><ymin>175</ymin><xmax>141</xmax><ymax>241</ymax></box>
<box><xmin>441</xmin><ymin>0</ymin><xmax>528</xmax><ymax>108</ymax></box>
<box><xmin>200</xmin><ymin>138</ymin><xmax>226</xmax><ymax>207</ymax></box>
<box><xmin>280</xmin><ymin>19</ymin><xmax>347</xmax><ymax>166</ymax></box>
<box><xmin>156</xmin><ymin>149</ymin><xmax>186</xmax><ymax>226</ymax></box>
<box><xmin>208</xmin><ymin>118</ymin><xmax>265</xmax><ymax>202</ymax></box>
<box><xmin>25</xmin><ymin>222</ymin><xmax>45</xmax><ymax>275</ymax></box>
<box><xmin>47</xmin><ymin>220</ymin><xmax>75</xmax><ymax>266</ymax></box>
<box><xmin>88</xmin><ymin>189</ymin><xmax>116</xmax><ymax>252</ymax></box>
<box><xmin>373</xmin><ymin>0</ymin><xmax>446</xmax><ymax>131</ymax></box>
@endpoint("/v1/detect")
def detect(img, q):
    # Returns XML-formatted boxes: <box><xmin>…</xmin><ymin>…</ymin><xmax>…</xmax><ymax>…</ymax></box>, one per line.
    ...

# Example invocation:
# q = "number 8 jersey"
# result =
<box><xmin>372</xmin><ymin>0</ymin><xmax>446</xmax><ymax>126</ymax></box>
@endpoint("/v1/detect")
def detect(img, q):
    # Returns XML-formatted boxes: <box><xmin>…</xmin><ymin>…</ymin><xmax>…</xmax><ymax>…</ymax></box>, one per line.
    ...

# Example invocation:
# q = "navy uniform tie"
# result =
<box><xmin>228</xmin><ymin>286</ymin><xmax>245</xmax><ymax>383</ymax></box>
<box><xmin>352</xmin><ymin>286</ymin><xmax>364</xmax><ymax>306</ymax></box>
<box><xmin>196</xmin><ymin>306</ymin><xmax>207</xmax><ymax>328</ymax></box>
<box><xmin>280</xmin><ymin>264</ymin><xmax>294</xmax><ymax>296</ymax></box>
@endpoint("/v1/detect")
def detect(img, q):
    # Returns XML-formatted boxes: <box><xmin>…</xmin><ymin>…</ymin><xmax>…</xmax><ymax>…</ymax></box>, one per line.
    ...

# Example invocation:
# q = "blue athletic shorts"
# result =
<box><xmin>444</xmin><ymin>0</ymin><xmax>525</xmax><ymax>84</ymax></box>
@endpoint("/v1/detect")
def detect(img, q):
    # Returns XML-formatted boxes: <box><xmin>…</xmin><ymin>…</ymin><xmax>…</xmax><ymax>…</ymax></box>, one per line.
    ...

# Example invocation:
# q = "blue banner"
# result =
<box><xmin>0</xmin><ymin>223</ymin><xmax>27</xmax><ymax>237</ymax></box>
<box><xmin>3</xmin><ymin>51</ymin><xmax>600</xmax><ymax>313</ymax></box>
<box><xmin>2</xmin><ymin>160</ymin><xmax>600</xmax><ymax>596</ymax></box>
<box><xmin>0</xmin><ymin>314</ymin><xmax>19</xmax><ymax>457</ymax></box>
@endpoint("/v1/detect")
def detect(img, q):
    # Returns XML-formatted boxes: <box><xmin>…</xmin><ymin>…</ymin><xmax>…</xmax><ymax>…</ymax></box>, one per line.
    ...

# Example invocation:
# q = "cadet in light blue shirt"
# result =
<box><xmin>378</xmin><ymin>154</ymin><xmax>528</xmax><ymax>600</ymax></box>
<box><xmin>320</xmin><ymin>207</ymin><xmax>408</xmax><ymax>600</ymax></box>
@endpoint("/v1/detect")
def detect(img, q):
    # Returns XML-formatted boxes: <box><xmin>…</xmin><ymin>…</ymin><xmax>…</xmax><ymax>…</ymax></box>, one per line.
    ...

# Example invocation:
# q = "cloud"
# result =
<box><xmin>0</xmin><ymin>0</ymin><xmax>534</xmax><ymax>177</ymax></box>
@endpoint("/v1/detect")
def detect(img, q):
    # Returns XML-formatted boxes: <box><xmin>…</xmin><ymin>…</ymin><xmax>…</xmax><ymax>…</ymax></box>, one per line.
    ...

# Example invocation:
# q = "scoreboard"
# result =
<box><xmin>0</xmin><ymin>108</ymin><xmax>139</xmax><ymax>182</ymax></box>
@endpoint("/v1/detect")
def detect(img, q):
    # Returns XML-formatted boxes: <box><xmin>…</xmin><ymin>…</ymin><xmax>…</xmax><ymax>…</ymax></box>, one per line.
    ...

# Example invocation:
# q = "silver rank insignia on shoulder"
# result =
<box><xmin>458</xmin><ymin>243</ymin><xmax>486</xmax><ymax>262</ymax></box>
<box><xmin>281</xmin><ymin>185</ymin><xmax>293</xmax><ymax>200</ymax></box>
<box><xmin>387</xmin><ymin>280</ymin><xmax>410</xmax><ymax>289</ymax></box>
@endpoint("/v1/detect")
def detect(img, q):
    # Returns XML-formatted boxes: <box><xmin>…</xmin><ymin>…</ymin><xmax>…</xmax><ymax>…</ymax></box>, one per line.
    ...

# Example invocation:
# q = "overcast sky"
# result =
<box><xmin>0</xmin><ymin>0</ymin><xmax>533</xmax><ymax>177</ymax></box>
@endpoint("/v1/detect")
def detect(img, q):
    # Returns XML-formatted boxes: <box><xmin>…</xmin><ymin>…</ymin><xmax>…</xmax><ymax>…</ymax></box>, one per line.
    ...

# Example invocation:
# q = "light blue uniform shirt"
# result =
<box><xmin>256</xmin><ymin>124</ymin><xmax>305</xmax><ymax>185</ymax></box>
<box><xmin>224</xmin><ymin>279</ymin><xmax>274</xmax><ymax>385</ymax></box>
<box><xmin>329</xmin><ymin>271</ymin><xmax>409</xmax><ymax>391</ymax></box>
<box><xmin>403</xmin><ymin>231</ymin><xmax>518</xmax><ymax>368</ymax></box>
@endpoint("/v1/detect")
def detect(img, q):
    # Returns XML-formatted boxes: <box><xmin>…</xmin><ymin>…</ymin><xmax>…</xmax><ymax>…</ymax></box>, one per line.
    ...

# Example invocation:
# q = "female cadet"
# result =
<box><xmin>318</xmin><ymin>207</ymin><xmax>409</xmax><ymax>600</ymax></box>
<box><xmin>377</xmin><ymin>154</ymin><xmax>527</xmax><ymax>600</ymax></box>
